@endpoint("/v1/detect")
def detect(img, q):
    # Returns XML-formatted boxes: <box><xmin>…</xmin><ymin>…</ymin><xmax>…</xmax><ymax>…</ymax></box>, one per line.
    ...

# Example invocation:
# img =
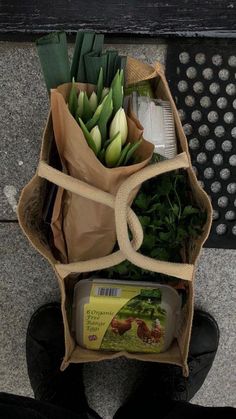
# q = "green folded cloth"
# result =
<box><xmin>36</xmin><ymin>32</ymin><xmax>70</xmax><ymax>92</ymax></box>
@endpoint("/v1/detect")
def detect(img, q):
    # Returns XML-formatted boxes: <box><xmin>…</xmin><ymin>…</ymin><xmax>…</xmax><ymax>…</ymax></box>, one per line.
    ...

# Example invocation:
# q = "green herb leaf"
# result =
<box><xmin>182</xmin><ymin>206</ymin><xmax>200</xmax><ymax>217</ymax></box>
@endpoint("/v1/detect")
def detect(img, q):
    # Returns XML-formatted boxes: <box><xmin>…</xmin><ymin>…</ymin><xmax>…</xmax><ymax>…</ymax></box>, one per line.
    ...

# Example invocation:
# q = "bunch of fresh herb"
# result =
<box><xmin>68</xmin><ymin>68</ymin><xmax>142</xmax><ymax>168</ymax></box>
<box><xmin>103</xmin><ymin>162</ymin><xmax>206</xmax><ymax>281</ymax></box>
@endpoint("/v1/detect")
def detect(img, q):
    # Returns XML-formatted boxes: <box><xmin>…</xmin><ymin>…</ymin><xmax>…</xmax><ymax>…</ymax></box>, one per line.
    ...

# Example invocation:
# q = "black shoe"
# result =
<box><xmin>160</xmin><ymin>309</ymin><xmax>220</xmax><ymax>402</ymax></box>
<box><xmin>114</xmin><ymin>310</ymin><xmax>220</xmax><ymax>418</ymax></box>
<box><xmin>26</xmin><ymin>302</ymin><xmax>101</xmax><ymax>418</ymax></box>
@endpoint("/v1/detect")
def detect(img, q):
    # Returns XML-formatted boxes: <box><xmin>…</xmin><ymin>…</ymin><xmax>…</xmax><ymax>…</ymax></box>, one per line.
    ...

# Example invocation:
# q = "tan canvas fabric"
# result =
<box><xmin>18</xmin><ymin>57</ymin><xmax>212</xmax><ymax>377</ymax></box>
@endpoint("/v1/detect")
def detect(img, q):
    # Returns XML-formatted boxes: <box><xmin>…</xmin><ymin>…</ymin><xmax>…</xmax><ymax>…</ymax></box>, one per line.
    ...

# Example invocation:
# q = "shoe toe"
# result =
<box><xmin>27</xmin><ymin>303</ymin><xmax>63</xmax><ymax>344</ymax></box>
<box><xmin>189</xmin><ymin>310</ymin><xmax>220</xmax><ymax>357</ymax></box>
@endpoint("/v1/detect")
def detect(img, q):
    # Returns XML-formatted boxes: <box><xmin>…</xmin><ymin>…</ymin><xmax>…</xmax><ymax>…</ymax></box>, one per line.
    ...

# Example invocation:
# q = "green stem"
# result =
<box><xmin>173</xmin><ymin>176</ymin><xmax>182</xmax><ymax>220</ymax></box>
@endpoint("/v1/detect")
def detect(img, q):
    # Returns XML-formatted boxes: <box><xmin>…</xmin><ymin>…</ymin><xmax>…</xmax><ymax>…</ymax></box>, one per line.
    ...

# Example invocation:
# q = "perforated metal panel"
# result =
<box><xmin>166</xmin><ymin>41</ymin><xmax>236</xmax><ymax>248</ymax></box>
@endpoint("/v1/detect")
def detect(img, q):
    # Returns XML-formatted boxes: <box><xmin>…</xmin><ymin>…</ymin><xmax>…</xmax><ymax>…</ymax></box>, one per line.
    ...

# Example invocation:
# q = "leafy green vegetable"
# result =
<box><xmin>103</xmin><ymin>164</ymin><xmax>207</xmax><ymax>280</ymax></box>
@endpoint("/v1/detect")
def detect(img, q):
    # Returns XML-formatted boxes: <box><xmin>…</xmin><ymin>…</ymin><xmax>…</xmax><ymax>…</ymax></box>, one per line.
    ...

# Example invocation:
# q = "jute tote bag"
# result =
<box><xmin>18</xmin><ymin>57</ymin><xmax>212</xmax><ymax>376</ymax></box>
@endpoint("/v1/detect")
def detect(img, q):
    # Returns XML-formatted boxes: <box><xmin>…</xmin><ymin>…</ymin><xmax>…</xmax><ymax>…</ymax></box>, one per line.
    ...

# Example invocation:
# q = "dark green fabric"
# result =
<box><xmin>70</xmin><ymin>32</ymin><xmax>84</xmax><ymax>80</ymax></box>
<box><xmin>36</xmin><ymin>32</ymin><xmax>70</xmax><ymax>92</ymax></box>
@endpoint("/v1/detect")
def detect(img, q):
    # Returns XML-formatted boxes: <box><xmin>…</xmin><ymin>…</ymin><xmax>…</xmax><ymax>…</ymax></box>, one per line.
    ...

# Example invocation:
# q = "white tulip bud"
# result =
<box><xmin>105</xmin><ymin>132</ymin><xmax>122</xmax><ymax>167</ymax></box>
<box><xmin>109</xmin><ymin>108</ymin><xmax>128</xmax><ymax>145</ymax></box>
<box><xmin>101</xmin><ymin>87</ymin><xmax>110</xmax><ymax>100</ymax></box>
<box><xmin>90</xmin><ymin>125</ymin><xmax>102</xmax><ymax>154</ymax></box>
<box><xmin>77</xmin><ymin>91</ymin><xmax>84</xmax><ymax>118</ymax></box>
<box><xmin>89</xmin><ymin>92</ymin><xmax>98</xmax><ymax>113</ymax></box>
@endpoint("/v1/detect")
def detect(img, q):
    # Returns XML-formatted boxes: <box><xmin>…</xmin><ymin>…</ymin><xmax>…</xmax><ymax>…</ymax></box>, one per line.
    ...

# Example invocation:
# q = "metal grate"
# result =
<box><xmin>166</xmin><ymin>40</ymin><xmax>236</xmax><ymax>248</ymax></box>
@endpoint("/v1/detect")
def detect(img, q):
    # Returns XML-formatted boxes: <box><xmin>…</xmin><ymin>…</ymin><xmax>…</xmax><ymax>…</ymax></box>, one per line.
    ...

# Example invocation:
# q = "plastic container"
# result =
<box><xmin>72</xmin><ymin>278</ymin><xmax>182</xmax><ymax>354</ymax></box>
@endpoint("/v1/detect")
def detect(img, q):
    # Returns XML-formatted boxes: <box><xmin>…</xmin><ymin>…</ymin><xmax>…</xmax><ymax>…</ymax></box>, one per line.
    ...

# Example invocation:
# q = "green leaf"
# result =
<box><xmin>134</xmin><ymin>193</ymin><xmax>150</xmax><ymax>210</ymax></box>
<box><xmin>159</xmin><ymin>231</ymin><xmax>172</xmax><ymax>241</ymax></box>
<box><xmin>92</xmin><ymin>33</ymin><xmax>104</xmax><ymax>54</ymax></box>
<box><xmin>176</xmin><ymin>227</ymin><xmax>187</xmax><ymax>241</ymax></box>
<box><xmin>139</xmin><ymin>216</ymin><xmax>150</xmax><ymax>226</ymax></box>
<box><xmin>116</xmin><ymin>142</ymin><xmax>131</xmax><ymax>167</ymax></box>
<box><xmin>172</xmin><ymin>204</ymin><xmax>179</xmax><ymax>217</ymax></box>
<box><xmin>123</xmin><ymin>139</ymin><xmax>142</xmax><ymax>166</ymax></box>
<box><xmin>142</xmin><ymin>234</ymin><xmax>156</xmax><ymax>250</ymax></box>
<box><xmin>150</xmin><ymin>248</ymin><xmax>170</xmax><ymax>260</ymax></box>
<box><xmin>106</xmin><ymin>50</ymin><xmax>118</xmax><ymax>86</ymax></box>
<box><xmin>36</xmin><ymin>32</ymin><xmax>71</xmax><ymax>92</ymax></box>
<box><xmin>97</xmin><ymin>67</ymin><xmax>104</xmax><ymax>104</ymax></box>
<box><xmin>98</xmin><ymin>88</ymin><xmax>113</xmax><ymax>142</ymax></box>
<box><xmin>70</xmin><ymin>31</ymin><xmax>84</xmax><ymax>80</ymax></box>
<box><xmin>76</xmin><ymin>32</ymin><xmax>95</xmax><ymax>82</ymax></box>
<box><xmin>78</xmin><ymin>118</ymin><xmax>98</xmax><ymax>155</ymax></box>
<box><xmin>68</xmin><ymin>78</ymin><xmax>78</xmax><ymax>117</ymax></box>
<box><xmin>120</xmin><ymin>68</ymin><xmax>124</xmax><ymax>86</ymax></box>
<box><xmin>86</xmin><ymin>103</ymin><xmax>103</xmax><ymax>131</ymax></box>
<box><xmin>182</xmin><ymin>206</ymin><xmax>200</xmax><ymax>217</ymax></box>
<box><xmin>98</xmin><ymin>148</ymin><xmax>106</xmax><ymax>164</ymax></box>
<box><xmin>146</xmin><ymin>203</ymin><xmax>162</xmax><ymax>214</ymax></box>
<box><xmin>111</xmin><ymin>70</ymin><xmax>123</xmax><ymax>115</ymax></box>
<box><xmin>83</xmin><ymin>92</ymin><xmax>93</xmax><ymax>122</ymax></box>
<box><xmin>158</xmin><ymin>177</ymin><xmax>172</xmax><ymax>196</ymax></box>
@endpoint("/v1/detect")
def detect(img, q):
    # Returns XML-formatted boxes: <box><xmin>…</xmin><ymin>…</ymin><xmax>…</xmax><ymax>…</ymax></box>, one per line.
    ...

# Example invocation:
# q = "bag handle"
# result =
<box><xmin>115</xmin><ymin>152</ymin><xmax>195</xmax><ymax>281</ymax></box>
<box><xmin>38</xmin><ymin>161</ymin><xmax>144</xmax><ymax>278</ymax></box>
<box><xmin>39</xmin><ymin>153</ymin><xmax>195</xmax><ymax>281</ymax></box>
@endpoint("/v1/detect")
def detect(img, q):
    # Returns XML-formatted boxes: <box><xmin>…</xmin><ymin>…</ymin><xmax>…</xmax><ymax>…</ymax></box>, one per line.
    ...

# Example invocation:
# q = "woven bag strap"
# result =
<box><xmin>115</xmin><ymin>152</ymin><xmax>194</xmax><ymax>281</ymax></box>
<box><xmin>38</xmin><ymin>161</ymin><xmax>143</xmax><ymax>278</ymax></box>
<box><xmin>38</xmin><ymin>152</ymin><xmax>194</xmax><ymax>281</ymax></box>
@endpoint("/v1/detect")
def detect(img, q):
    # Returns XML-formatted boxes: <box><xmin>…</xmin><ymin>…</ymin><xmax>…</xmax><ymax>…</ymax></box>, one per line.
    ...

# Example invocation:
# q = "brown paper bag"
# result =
<box><xmin>50</xmin><ymin>84</ymin><xmax>153</xmax><ymax>263</ymax></box>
